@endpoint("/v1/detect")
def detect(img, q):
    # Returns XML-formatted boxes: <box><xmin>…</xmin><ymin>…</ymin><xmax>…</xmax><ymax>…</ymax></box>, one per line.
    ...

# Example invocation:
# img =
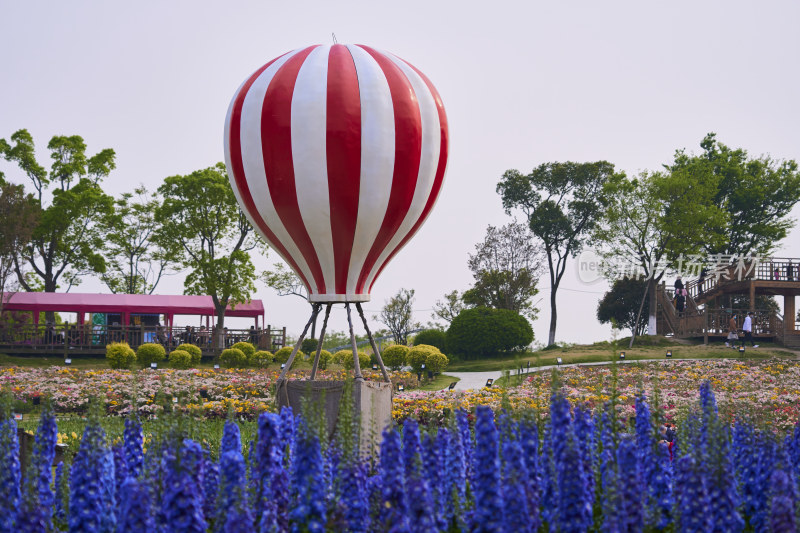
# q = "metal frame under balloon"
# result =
<box><xmin>275</xmin><ymin>301</ymin><xmax>390</xmax><ymax>383</ymax></box>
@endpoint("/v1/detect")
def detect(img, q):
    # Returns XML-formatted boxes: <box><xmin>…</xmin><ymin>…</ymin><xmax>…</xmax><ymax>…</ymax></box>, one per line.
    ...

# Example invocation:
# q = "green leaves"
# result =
<box><xmin>0</xmin><ymin>128</ymin><xmax>116</xmax><ymax>293</ymax></box>
<box><xmin>155</xmin><ymin>164</ymin><xmax>260</xmax><ymax>325</ymax></box>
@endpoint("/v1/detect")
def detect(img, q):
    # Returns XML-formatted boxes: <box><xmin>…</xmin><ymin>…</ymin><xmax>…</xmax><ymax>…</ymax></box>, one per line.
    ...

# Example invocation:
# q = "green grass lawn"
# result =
<box><xmin>446</xmin><ymin>340</ymin><xmax>795</xmax><ymax>372</ymax></box>
<box><xmin>415</xmin><ymin>374</ymin><xmax>459</xmax><ymax>391</ymax></box>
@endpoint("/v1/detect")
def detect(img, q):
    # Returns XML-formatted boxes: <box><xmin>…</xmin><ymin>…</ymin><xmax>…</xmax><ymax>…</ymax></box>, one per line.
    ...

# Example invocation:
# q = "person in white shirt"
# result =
<box><xmin>741</xmin><ymin>312</ymin><xmax>759</xmax><ymax>348</ymax></box>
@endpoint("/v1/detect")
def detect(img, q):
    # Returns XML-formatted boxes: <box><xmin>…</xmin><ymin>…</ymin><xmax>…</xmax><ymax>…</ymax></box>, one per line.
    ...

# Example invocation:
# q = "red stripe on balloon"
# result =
<box><xmin>368</xmin><ymin>63</ymin><xmax>449</xmax><ymax>293</ymax></box>
<box><xmin>355</xmin><ymin>45</ymin><xmax>423</xmax><ymax>293</ymax></box>
<box><xmin>227</xmin><ymin>51</ymin><xmax>313</xmax><ymax>291</ymax></box>
<box><xmin>326</xmin><ymin>45</ymin><xmax>361</xmax><ymax>295</ymax></box>
<box><xmin>260</xmin><ymin>46</ymin><xmax>328</xmax><ymax>294</ymax></box>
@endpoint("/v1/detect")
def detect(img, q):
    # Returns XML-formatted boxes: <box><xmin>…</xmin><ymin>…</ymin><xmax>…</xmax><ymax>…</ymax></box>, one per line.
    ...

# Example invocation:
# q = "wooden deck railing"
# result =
<box><xmin>0</xmin><ymin>324</ymin><xmax>287</xmax><ymax>355</ymax></box>
<box><xmin>685</xmin><ymin>257</ymin><xmax>800</xmax><ymax>301</ymax></box>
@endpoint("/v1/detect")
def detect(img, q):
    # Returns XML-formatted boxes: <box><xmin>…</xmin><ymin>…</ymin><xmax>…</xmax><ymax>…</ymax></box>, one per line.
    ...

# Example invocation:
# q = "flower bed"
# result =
<box><xmin>393</xmin><ymin>358</ymin><xmax>800</xmax><ymax>428</ymax></box>
<box><xmin>0</xmin><ymin>366</ymin><xmax>419</xmax><ymax>419</ymax></box>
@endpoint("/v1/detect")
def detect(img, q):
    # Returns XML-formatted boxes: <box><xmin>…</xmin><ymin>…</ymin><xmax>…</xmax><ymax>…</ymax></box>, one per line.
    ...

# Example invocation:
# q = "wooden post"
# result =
<box><xmin>785</xmin><ymin>293</ymin><xmax>796</xmax><ymax>336</ymax></box>
<box><xmin>703</xmin><ymin>308</ymin><xmax>709</xmax><ymax>345</ymax></box>
<box><xmin>749</xmin><ymin>282</ymin><xmax>756</xmax><ymax>313</ymax></box>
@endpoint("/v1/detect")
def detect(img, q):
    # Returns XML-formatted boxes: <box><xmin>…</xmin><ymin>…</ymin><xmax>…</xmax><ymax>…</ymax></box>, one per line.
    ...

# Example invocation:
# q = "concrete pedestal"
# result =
<box><xmin>275</xmin><ymin>379</ymin><xmax>392</xmax><ymax>452</ymax></box>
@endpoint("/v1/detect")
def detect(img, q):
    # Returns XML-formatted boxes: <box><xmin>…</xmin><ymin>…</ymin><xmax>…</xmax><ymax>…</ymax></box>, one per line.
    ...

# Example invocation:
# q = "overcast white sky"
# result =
<box><xmin>1</xmin><ymin>1</ymin><xmax>798</xmax><ymax>344</ymax></box>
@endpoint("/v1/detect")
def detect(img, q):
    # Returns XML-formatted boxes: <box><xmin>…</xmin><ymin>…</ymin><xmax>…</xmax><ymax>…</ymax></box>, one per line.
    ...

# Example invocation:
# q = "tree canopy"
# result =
<box><xmin>102</xmin><ymin>186</ymin><xmax>177</xmax><ymax>294</ymax></box>
<box><xmin>155</xmin><ymin>163</ymin><xmax>260</xmax><ymax>337</ymax></box>
<box><xmin>0</xmin><ymin>179</ymin><xmax>39</xmax><ymax>314</ymax></box>
<box><xmin>596</xmin><ymin>277</ymin><xmax>650</xmax><ymax>337</ymax></box>
<box><xmin>668</xmin><ymin>133</ymin><xmax>800</xmax><ymax>257</ymax></box>
<box><xmin>376</xmin><ymin>288</ymin><xmax>419</xmax><ymax>345</ymax></box>
<box><xmin>497</xmin><ymin>161</ymin><xmax>615</xmax><ymax>345</ymax></box>
<box><xmin>462</xmin><ymin>221</ymin><xmax>543</xmax><ymax>320</ymax></box>
<box><xmin>0</xmin><ymin>129</ymin><xmax>116</xmax><ymax>296</ymax></box>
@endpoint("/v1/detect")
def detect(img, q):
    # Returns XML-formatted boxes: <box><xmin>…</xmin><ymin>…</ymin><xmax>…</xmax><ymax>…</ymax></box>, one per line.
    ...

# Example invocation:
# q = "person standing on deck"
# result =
<box><xmin>726</xmin><ymin>314</ymin><xmax>738</xmax><ymax>348</ymax></box>
<box><xmin>741</xmin><ymin>311</ymin><xmax>759</xmax><ymax>348</ymax></box>
<box><xmin>787</xmin><ymin>260</ymin><xmax>795</xmax><ymax>281</ymax></box>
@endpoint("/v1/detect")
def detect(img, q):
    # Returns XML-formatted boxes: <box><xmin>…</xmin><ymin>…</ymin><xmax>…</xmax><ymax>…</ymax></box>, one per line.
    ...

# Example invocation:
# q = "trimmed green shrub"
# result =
<box><xmin>136</xmin><ymin>343</ymin><xmax>166</xmax><ymax>367</ymax></box>
<box><xmin>168</xmin><ymin>349</ymin><xmax>193</xmax><ymax>369</ymax></box>
<box><xmin>231</xmin><ymin>342</ymin><xmax>256</xmax><ymax>360</ymax></box>
<box><xmin>412</xmin><ymin>329</ymin><xmax>447</xmax><ymax>352</ymax></box>
<box><xmin>446</xmin><ymin>307</ymin><xmax>533</xmax><ymax>359</ymax></box>
<box><xmin>251</xmin><ymin>350</ymin><xmax>273</xmax><ymax>367</ymax></box>
<box><xmin>407</xmin><ymin>344</ymin><xmax>442</xmax><ymax>373</ymax></box>
<box><xmin>274</xmin><ymin>346</ymin><xmax>304</xmax><ymax>364</ymax></box>
<box><xmin>425</xmin><ymin>350</ymin><xmax>449</xmax><ymax>374</ymax></box>
<box><xmin>177</xmin><ymin>343</ymin><xmax>202</xmax><ymax>365</ymax></box>
<box><xmin>301</xmin><ymin>338</ymin><xmax>319</xmax><ymax>354</ymax></box>
<box><xmin>106</xmin><ymin>342</ymin><xmax>136</xmax><ymax>369</ymax></box>
<box><xmin>382</xmin><ymin>344</ymin><xmax>409</xmax><ymax>371</ymax></box>
<box><xmin>220</xmin><ymin>348</ymin><xmax>247</xmax><ymax>369</ymax></box>
<box><xmin>333</xmin><ymin>349</ymin><xmax>370</xmax><ymax>370</ymax></box>
<box><xmin>315</xmin><ymin>349</ymin><xmax>332</xmax><ymax>370</ymax></box>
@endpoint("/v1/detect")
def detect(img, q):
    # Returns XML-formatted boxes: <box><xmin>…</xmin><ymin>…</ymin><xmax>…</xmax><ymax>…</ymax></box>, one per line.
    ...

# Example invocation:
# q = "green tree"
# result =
<box><xmin>594</xmin><ymin>169</ymin><xmax>727</xmax><ymax>337</ymax></box>
<box><xmin>0</xmin><ymin>179</ymin><xmax>39</xmax><ymax>315</ymax></box>
<box><xmin>462</xmin><ymin>221</ymin><xmax>543</xmax><ymax>320</ymax></box>
<box><xmin>669</xmin><ymin>133</ymin><xmax>800</xmax><ymax>256</ymax></box>
<box><xmin>155</xmin><ymin>164</ymin><xmax>261</xmax><ymax>346</ymax></box>
<box><xmin>596</xmin><ymin>277</ymin><xmax>650</xmax><ymax>338</ymax></box>
<box><xmin>375</xmin><ymin>288</ymin><xmax>419</xmax><ymax>345</ymax></box>
<box><xmin>497</xmin><ymin>161</ymin><xmax>615</xmax><ymax>346</ymax></box>
<box><xmin>102</xmin><ymin>186</ymin><xmax>177</xmax><ymax>294</ymax></box>
<box><xmin>431</xmin><ymin>290</ymin><xmax>466</xmax><ymax>325</ymax></box>
<box><xmin>0</xmin><ymin>129</ymin><xmax>116</xmax><ymax>307</ymax></box>
<box><xmin>261</xmin><ymin>263</ymin><xmax>321</xmax><ymax>339</ymax></box>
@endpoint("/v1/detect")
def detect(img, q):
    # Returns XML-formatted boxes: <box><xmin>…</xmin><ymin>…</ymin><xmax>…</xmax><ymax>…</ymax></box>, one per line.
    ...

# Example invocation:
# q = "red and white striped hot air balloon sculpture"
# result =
<box><xmin>224</xmin><ymin>44</ymin><xmax>448</xmax><ymax>381</ymax></box>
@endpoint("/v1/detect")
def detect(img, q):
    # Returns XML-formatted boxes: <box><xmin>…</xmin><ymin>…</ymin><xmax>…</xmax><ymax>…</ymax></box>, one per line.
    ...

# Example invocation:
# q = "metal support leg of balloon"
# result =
<box><xmin>276</xmin><ymin>303</ymin><xmax>321</xmax><ymax>383</ymax></box>
<box><xmin>345</xmin><ymin>303</ymin><xmax>364</xmax><ymax>382</ymax></box>
<box><xmin>309</xmin><ymin>303</ymin><xmax>333</xmax><ymax>381</ymax></box>
<box><xmin>356</xmin><ymin>302</ymin><xmax>390</xmax><ymax>382</ymax></box>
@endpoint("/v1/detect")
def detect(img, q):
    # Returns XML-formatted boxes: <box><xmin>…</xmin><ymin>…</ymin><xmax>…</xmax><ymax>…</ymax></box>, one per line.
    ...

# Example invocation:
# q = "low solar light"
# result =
<box><xmin>398</xmin><ymin>384</ymin><xmax>404</xmax><ymax>392</ymax></box>
<box><xmin>150</xmin><ymin>363</ymin><xmax>157</xmax><ymax>369</ymax></box>
<box><xmin>281</xmin><ymin>363</ymin><xmax>286</xmax><ymax>369</ymax></box>
<box><xmin>372</xmin><ymin>364</ymin><xmax>378</xmax><ymax>371</ymax></box>
<box><xmin>619</xmin><ymin>351</ymin><xmax>626</xmax><ymax>360</ymax></box>
<box><xmin>739</xmin><ymin>347</ymin><xmax>745</xmax><ymax>354</ymax></box>
<box><xmin>448</xmin><ymin>381</ymin><xmax>457</xmax><ymax>390</ymax></box>
<box><xmin>64</xmin><ymin>358</ymin><xmax>72</xmax><ymax>366</ymax></box>
<box><xmin>421</xmin><ymin>363</ymin><xmax>426</xmax><ymax>369</ymax></box>
<box><xmin>666</xmin><ymin>351</ymin><xmax>672</xmax><ymax>358</ymax></box>
<box><xmin>14</xmin><ymin>413</ymin><xmax>23</xmax><ymax>421</ymax></box>
<box><xmin>485</xmin><ymin>378</ymin><xmax>494</xmax><ymax>388</ymax></box>
<box><xmin>172</xmin><ymin>397</ymin><xmax>178</xmax><ymax>404</ymax></box>
<box><xmin>556</xmin><ymin>357</ymin><xmax>563</xmax><ymax>366</ymax></box>
<box><xmin>213</xmin><ymin>364</ymin><xmax>220</xmax><ymax>370</ymax></box>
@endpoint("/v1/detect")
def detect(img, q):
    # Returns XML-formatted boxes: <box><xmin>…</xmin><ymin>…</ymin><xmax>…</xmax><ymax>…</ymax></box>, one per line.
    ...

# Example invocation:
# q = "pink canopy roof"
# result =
<box><xmin>2</xmin><ymin>292</ymin><xmax>264</xmax><ymax>318</ymax></box>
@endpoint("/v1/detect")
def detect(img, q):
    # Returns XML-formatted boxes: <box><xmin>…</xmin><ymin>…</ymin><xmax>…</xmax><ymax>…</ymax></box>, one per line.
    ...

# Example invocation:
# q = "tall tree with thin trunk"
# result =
<box><xmin>594</xmin><ymin>169</ymin><xmax>727</xmax><ymax>335</ymax></box>
<box><xmin>155</xmin><ymin>164</ymin><xmax>261</xmax><ymax>346</ymax></box>
<box><xmin>497</xmin><ymin>161</ymin><xmax>615</xmax><ymax>346</ymax></box>
<box><xmin>102</xmin><ymin>186</ymin><xmax>177</xmax><ymax>294</ymax></box>
<box><xmin>375</xmin><ymin>288</ymin><xmax>419</xmax><ymax>345</ymax></box>
<box><xmin>0</xmin><ymin>129</ymin><xmax>116</xmax><ymax>322</ymax></box>
<box><xmin>0</xmin><ymin>178</ymin><xmax>39</xmax><ymax>316</ymax></box>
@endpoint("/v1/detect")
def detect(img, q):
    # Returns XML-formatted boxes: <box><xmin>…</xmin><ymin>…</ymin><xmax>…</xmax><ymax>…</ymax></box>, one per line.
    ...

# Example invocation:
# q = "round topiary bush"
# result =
<box><xmin>231</xmin><ymin>342</ymin><xmax>256</xmax><ymax>360</ymax></box>
<box><xmin>106</xmin><ymin>342</ymin><xmax>136</xmax><ymax>369</ymax></box>
<box><xmin>177</xmin><ymin>343</ymin><xmax>202</xmax><ymax>365</ymax></box>
<box><xmin>168</xmin><ymin>349</ymin><xmax>193</xmax><ymax>369</ymax></box>
<box><xmin>382</xmin><ymin>344</ymin><xmax>409</xmax><ymax>371</ymax></box>
<box><xmin>412</xmin><ymin>329</ymin><xmax>447</xmax><ymax>352</ymax></box>
<box><xmin>220</xmin><ymin>348</ymin><xmax>247</xmax><ymax>369</ymax></box>
<box><xmin>446</xmin><ymin>307</ymin><xmax>533</xmax><ymax>359</ymax></box>
<box><xmin>315</xmin><ymin>349</ymin><xmax>332</xmax><ymax>370</ymax></box>
<box><xmin>250</xmin><ymin>350</ymin><xmax>273</xmax><ymax>368</ymax></box>
<box><xmin>301</xmin><ymin>338</ymin><xmax>319</xmax><ymax>354</ymax></box>
<box><xmin>425</xmin><ymin>350</ymin><xmax>449</xmax><ymax>374</ymax></box>
<box><xmin>136</xmin><ymin>343</ymin><xmax>166</xmax><ymax>367</ymax></box>
<box><xmin>334</xmin><ymin>349</ymin><xmax>371</xmax><ymax>371</ymax></box>
<box><xmin>274</xmin><ymin>346</ymin><xmax>304</xmax><ymax>364</ymax></box>
<box><xmin>407</xmin><ymin>344</ymin><xmax>442</xmax><ymax>373</ymax></box>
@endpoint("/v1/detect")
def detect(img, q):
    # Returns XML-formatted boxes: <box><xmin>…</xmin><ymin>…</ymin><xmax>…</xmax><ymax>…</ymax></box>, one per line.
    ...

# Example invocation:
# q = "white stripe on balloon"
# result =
<box><xmin>291</xmin><ymin>45</ymin><xmax>335</xmax><ymax>293</ymax></box>
<box><xmin>362</xmin><ymin>50</ymin><xmax>442</xmax><ymax>291</ymax></box>
<box><xmin>345</xmin><ymin>44</ymin><xmax>396</xmax><ymax>295</ymax></box>
<box><xmin>238</xmin><ymin>49</ymin><xmax>318</xmax><ymax>288</ymax></box>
